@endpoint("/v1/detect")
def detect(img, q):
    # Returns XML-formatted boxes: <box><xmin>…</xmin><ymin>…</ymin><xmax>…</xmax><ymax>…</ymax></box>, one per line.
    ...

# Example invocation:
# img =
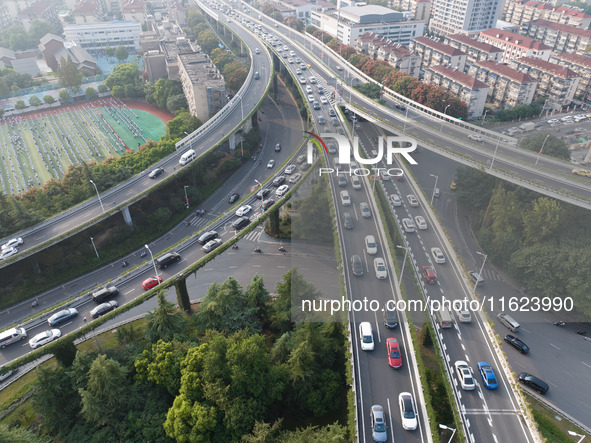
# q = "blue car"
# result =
<box><xmin>477</xmin><ymin>361</ymin><xmax>498</xmax><ymax>390</ymax></box>
<box><xmin>47</xmin><ymin>308</ymin><xmax>78</xmax><ymax>327</ymax></box>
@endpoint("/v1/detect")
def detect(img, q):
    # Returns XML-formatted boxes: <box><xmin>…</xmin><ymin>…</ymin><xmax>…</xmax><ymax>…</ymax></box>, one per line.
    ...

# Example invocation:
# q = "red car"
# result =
<box><xmin>387</xmin><ymin>338</ymin><xmax>402</xmax><ymax>369</ymax></box>
<box><xmin>422</xmin><ymin>266</ymin><xmax>437</xmax><ymax>284</ymax></box>
<box><xmin>142</xmin><ymin>275</ymin><xmax>162</xmax><ymax>290</ymax></box>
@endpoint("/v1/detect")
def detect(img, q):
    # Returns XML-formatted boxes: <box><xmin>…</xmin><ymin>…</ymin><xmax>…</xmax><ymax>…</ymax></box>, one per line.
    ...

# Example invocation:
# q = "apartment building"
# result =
<box><xmin>18</xmin><ymin>0</ymin><xmax>61</xmax><ymax>33</ymax></box>
<box><xmin>409</xmin><ymin>36</ymin><xmax>467</xmax><ymax>72</ymax></box>
<box><xmin>390</xmin><ymin>0</ymin><xmax>432</xmax><ymax>22</ymax></box>
<box><xmin>520</xmin><ymin>19</ymin><xmax>591</xmax><ymax>56</ymax></box>
<box><xmin>469</xmin><ymin>60</ymin><xmax>537</xmax><ymax>108</ymax></box>
<box><xmin>64</xmin><ymin>21</ymin><xmax>142</xmax><ymax>55</ymax></box>
<box><xmin>121</xmin><ymin>0</ymin><xmax>146</xmax><ymax>25</ymax></box>
<box><xmin>510</xmin><ymin>56</ymin><xmax>580</xmax><ymax>106</ymax></box>
<box><xmin>550</xmin><ymin>52</ymin><xmax>591</xmax><ymax>101</ymax></box>
<box><xmin>479</xmin><ymin>28</ymin><xmax>552</xmax><ymax>63</ymax></box>
<box><xmin>503</xmin><ymin>0</ymin><xmax>591</xmax><ymax>29</ymax></box>
<box><xmin>429</xmin><ymin>0</ymin><xmax>503</xmax><ymax>36</ymax></box>
<box><xmin>72</xmin><ymin>0</ymin><xmax>107</xmax><ymax>24</ymax></box>
<box><xmin>423</xmin><ymin>64</ymin><xmax>489</xmax><ymax>118</ymax></box>
<box><xmin>443</xmin><ymin>33</ymin><xmax>503</xmax><ymax>71</ymax></box>
<box><xmin>381</xmin><ymin>44</ymin><xmax>421</xmax><ymax>78</ymax></box>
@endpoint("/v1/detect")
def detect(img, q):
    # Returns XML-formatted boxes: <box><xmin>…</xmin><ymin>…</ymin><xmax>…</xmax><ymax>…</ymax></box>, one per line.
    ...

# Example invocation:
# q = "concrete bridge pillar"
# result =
<box><xmin>122</xmin><ymin>206</ymin><xmax>133</xmax><ymax>227</ymax></box>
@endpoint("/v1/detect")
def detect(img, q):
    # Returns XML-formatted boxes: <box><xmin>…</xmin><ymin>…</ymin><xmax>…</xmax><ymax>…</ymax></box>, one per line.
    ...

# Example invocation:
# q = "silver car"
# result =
<box><xmin>371</xmin><ymin>405</ymin><xmax>388</xmax><ymax>442</ymax></box>
<box><xmin>29</xmin><ymin>329</ymin><xmax>61</xmax><ymax>349</ymax></box>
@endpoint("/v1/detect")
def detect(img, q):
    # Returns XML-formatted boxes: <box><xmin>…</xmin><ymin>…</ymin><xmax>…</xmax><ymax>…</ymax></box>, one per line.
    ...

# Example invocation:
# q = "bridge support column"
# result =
<box><xmin>121</xmin><ymin>206</ymin><xmax>133</xmax><ymax>227</ymax></box>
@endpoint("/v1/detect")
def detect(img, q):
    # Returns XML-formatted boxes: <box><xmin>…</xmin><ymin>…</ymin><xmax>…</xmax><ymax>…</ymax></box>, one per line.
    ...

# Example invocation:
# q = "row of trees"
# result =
<box><xmin>0</xmin><ymin>20</ymin><xmax>58</xmax><ymax>51</ymax></box>
<box><xmin>454</xmin><ymin>167</ymin><xmax>591</xmax><ymax>316</ymax></box>
<box><xmin>27</xmin><ymin>271</ymin><xmax>349</xmax><ymax>442</ymax></box>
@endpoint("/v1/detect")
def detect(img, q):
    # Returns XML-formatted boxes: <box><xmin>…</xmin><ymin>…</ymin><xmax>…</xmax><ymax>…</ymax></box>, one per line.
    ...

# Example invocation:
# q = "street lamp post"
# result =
<box><xmin>89</xmin><ymin>180</ymin><xmax>105</xmax><ymax>213</ymax></box>
<box><xmin>90</xmin><ymin>237</ymin><xmax>100</xmax><ymax>261</ymax></box>
<box><xmin>440</xmin><ymin>104</ymin><xmax>451</xmax><ymax>132</ymax></box>
<box><xmin>403</xmin><ymin>105</ymin><xmax>410</xmax><ymax>134</ymax></box>
<box><xmin>183</xmin><ymin>185</ymin><xmax>189</xmax><ymax>209</ymax></box>
<box><xmin>482</xmin><ymin>109</ymin><xmax>488</xmax><ymax>125</ymax></box>
<box><xmin>490</xmin><ymin>136</ymin><xmax>501</xmax><ymax>170</ymax></box>
<box><xmin>429</xmin><ymin>174</ymin><xmax>439</xmax><ymax>205</ymax></box>
<box><xmin>145</xmin><ymin>244</ymin><xmax>159</xmax><ymax>283</ymax></box>
<box><xmin>535</xmin><ymin>134</ymin><xmax>551</xmax><ymax>166</ymax></box>
<box><xmin>439</xmin><ymin>424</ymin><xmax>456</xmax><ymax>443</ymax></box>
<box><xmin>474</xmin><ymin>251</ymin><xmax>487</xmax><ymax>294</ymax></box>
<box><xmin>568</xmin><ymin>431</ymin><xmax>585</xmax><ymax>443</ymax></box>
<box><xmin>396</xmin><ymin>245</ymin><xmax>409</xmax><ymax>287</ymax></box>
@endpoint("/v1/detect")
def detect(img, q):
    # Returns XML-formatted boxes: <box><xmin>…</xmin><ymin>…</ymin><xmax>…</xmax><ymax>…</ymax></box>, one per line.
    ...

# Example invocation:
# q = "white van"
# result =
<box><xmin>0</xmin><ymin>327</ymin><xmax>27</xmax><ymax>349</ymax></box>
<box><xmin>179</xmin><ymin>149</ymin><xmax>196</xmax><ymax>166</ymax></box>
<box><xmin>340</xmin><ymin>190</ymin><xmax>351</xmax><ymax>206</ymax></box>
<box><xmin>359</xmin><ymin>322</ymin><xmax>374</xmax><ymax>351</ymax></box>
<box><xmin>497</xmin><ymin>312</ymin><xmax>520</xmax><ymax>332</ymax></box>
<box><xmin>351</xmin><ymin>176</ymin><xmax>362</xmax><ymax>189</ymax></box>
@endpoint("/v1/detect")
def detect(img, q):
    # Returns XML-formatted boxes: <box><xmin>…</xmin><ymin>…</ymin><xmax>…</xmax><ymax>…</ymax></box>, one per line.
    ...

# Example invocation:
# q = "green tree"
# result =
<box><xmin>520</xmin><ymin>133</ymin><xmax>569</xmax><ymax>160</ymax></box>
<box><xmin>279</xmin><ymin>423</ymin><xmax>348</xmax><ymax>442</ymax></box>
<box><xmin>197</xmin><ymin>30</ymin><xmax>219</xmax><ymax>53</ymax></box>
<box><xmin>97</xmin><ymin>84</ymin><xmax>107</xmax><ymax>93</ymax></box>
<box><xmin>145</xmin><ymin>291</ymin><xmax>189</xmax><ymax>342</ymax></box>
<box><xmin>241</xmin><ymin>420</ymin><xmax>283</xmax><ymax>442</ymax></box>
<box><xmin>52</xmin><ymin>339</ymin><xmax>78</xmax><ymax>367</ymax></box>
<box><xmin>111</xmin><ymin>85</ymin><xmax>125</xmax><ymax>97</ymax></box>
<box><xmin>271</xmin><ymin>268</ymin><xmax>321</xmax><ymax>331</ymax></box>
<box><xmin>210</xmin><ymin>47</ymin><xmax>234</xmax><ymax>71</ymax></box>
<box><xmin>115</xmin><ymin>45</ymin><xmax>129</xmax><ymax>62</ymax></box>
<box><xmin>187</xmin><ymin>7</ymin><xmax>206</xmax><ymax>30</ymax></box>
<box><xmin>522</xmin><ymin>197</ymin><xmax>563</xmax><ymax>245</ymax></box>
<box><xmin>455</xmin><ymin>167</ymin><xmax>497</xmax><ymax>212</ymax></box>
<box><xmin>164</xmin><ymin>395</ymin><xmax>218</xmax><ymax>442</ymax></box>
<box><xmin>14</xmin><ymin>99</ymin><xmax>26</xmax><ymax>109</ymax></box>
<box><xmin>105</xmin><ymin>46</ymin><xmax>115</xmax><ymax>59</ymax></box>
<box><xmin>57</xmin><ymin>56</ymin><xmax>82</xmax><ymax>91</ymax></box>
<box><xmin>43</xmin><ymin>94</ymin><xmax>55</xmax><ymax>104</ymax></box>
<box><xmin>0</xmin><ymin>424</ymin><xmax>43</xmax><ymax>443</ymax></box>
<box><xmin>105</xmin><ymin>63</ymin><xmax>141</xmax><ymax>90</ymax></box>
<box><xmin>28</xmin><ymin>19</ymin><xmax>57</xmax><ymax>42</ymax></box>
<box><xmin>145</xmin><ymin>206</ymin><xmax>172</xmax><ymax>232</ymax></box>
<box><xmin>223</xmin><ymin>61</ymin><xmax>248</xmax><ymax>92</ymax></box>
<box><xmin>59</xmin><ymin>89</ymin><xmax>71</xmax><ymax>101</ymax></box>
<box><xmin>153</xmin><ymin>78</ymin><xmax>183</xmax><ymax>109</ymax></box>
<box><xmin>85</xmin><ymin>86</ymin><xmax>96</xmax><ymax>97</ymax></box>
<box><xmin>354</xmin><ymin>82</ymin><xmax>382</xmax><ymax>99</ymax></box>
<box><xmin>0</xmin><ymin>78</ymin><xmax>9</xmax><ymax>96</ymax></box>
<box><xmin>135</xmin><ymin>339</ymin><xmax>190</xmax><ymax>395</ymax></box>
<box><xmin>29</xmin><ymin>95</ymin><xmax>41</xmax><ymax>106</ymax></box>
<box><xmin>167</xmin><ymin>94</ymin><xmax>187</xmax><ymax>113</ymax></box>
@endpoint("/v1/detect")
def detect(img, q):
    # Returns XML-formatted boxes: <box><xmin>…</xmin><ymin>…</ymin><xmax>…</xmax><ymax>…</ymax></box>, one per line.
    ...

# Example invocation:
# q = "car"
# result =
<box><xmin>398</xmin><ymin>392</ymin><xmax>417</xmax><ymax>430</ymax></box>
<box><xmin>148</xmin><ymin>167</ymin><xmax>164</xmax><ymax>178</ymax></box>
<box><xmin>228</xmin><ymin>192</ymin><xmax>241</xmax><ymax>204</ymax></box>
<box><xmin>235</xmin><ymin>205</ymin><xmax>252</xmax><ymax>217</ymax></box>
<box><xmin>288</xmin><ymin>173</ymin><xmax>301</xmax><ymax>183</ymax></box>
<box><xmin>307</xmin><ymin>94</ymin><xmax>315</xmax><ymax>103</ymax></box>
<box><xmin>296</xmin><ymin>69</ymin><xmax>302</xmax><ymax>75</ymax></box>
<box><xmin>359</xmin><ymin>321</ymin><xmax>374</xmax><ymax>350</ymax></box>
<box><xmin>336</xmin><ymin>65</ymin><xmax>343</xmax><ymax>71</ymax></box>
<box><xmin>469</xmin><ymin>271</ymin><xmax>484</xmax><ymax>286</ymax></box>
<box><xmin>320</xmin><ymin>96</ymin><xmax>328</xmax><ymax>105</ymax></box>
<box><xmin>407</xmin><ymin>194</ymin><xmax>419</xmax><ymax>207</ymax></box>
<box><xmin>340</xmin><ymin>190</ymin><xmax>351</xmax><ymax>206</ymax></box>
<box><xmin>0</xmin><ymin>247</ymin><xmax>17</xmax><ymax>260</ymax></box>
<box><xmin>468</xmin><ymin>134</ymin><xmax>483</xmax><ymax>142</ymax></box>
<box><xmin>0</xmin><ymin>366</ymin><xmax>17</xmax><ymax>383</ymax></box>
<box><xmin>272</xmin><ymin>176</ymin><xmax>286</xmax><ymax>186</ymax></box>
<box><xmin>262</xmin><ymin>198</ymin><xmax>275</xmax><ymax>210</ymax></box>
<box><xmin>313</xmin><ymin>101</ymin><xmax>320</xmax><ymax>110</ymax></box>
<box><xmin>396</xmin><ymin>174</ymin><xmax>405</xmax><ymax>182</ymax></box>
<box><xmin>391</xmin><ymin>194</ymin><xmax>402</xmax><ymax>207</ymax></box>
<box><xmin>300</xmin><ymin>162</ymin><xmax>310</xmax><ymax>171</ymax></box>
<box><xmin>328</xmin><ymin>143</ymin><xmax>337</xmax><ymax>154</ymax></box>
<box><xmin>29</xmin><ymin>329</ymin><xmax>61</xmax><ymax>349</ymax></box>
<box><xmin>518</xmin><ymin>372</ymin><xmax>549</xmax><ymax>394</ymax></box>
<box><xmin>275</xmin><ymin>143</ymin><xmax>281</xmax><ymax>152</ymax></box>
<box><xmin>370</xmin><ymin>405</ymin><xmax>388</xmax><ymax>442</ymax></box>
<box><xmin>318</xmin><ymin>115</ymin><xmax>326</xmax><ymax>125</ymax></box>
<box><xmin>360</xmin><ymin>202</ymin><xmax>371</xmax><ymax>218</ymax></box>
<box><xmin>90</xmin><ymin>300</ymin><xmax>119</xmax><ymax>319</ymax></box>
<box><xmin>299</xmin><ymin>77</ymin><xmax>306</xmax><ymax>84</ymax></box>
<box><xmin>456</xmin><ymin>302</ymin><xmax>472</xmax><ymax>323</ymax></box>
<box><xmin>256</xmin><ymin>188</ymin><xmax>271</xmax><ymax>199</ymax></box>
<box><xmin>572</xmin><ymin>168</ymin><xmax>591</xmax><ymax>177</ymax></box>
<box><xmin>402</xmin><ymin>218</ymin><xmax>415</xmax><ymax>233</ymax></box>
<box><xmin>142</xmin><ymin>276</ymin><xmax>163</xmax><ymax>290</ymax></box>
<box><xmin>343</xmin><ymin>212</ymin><xmax>354</xmax><ymax>230</ymax></box>
<box><xmin>386</xmin><ymin>337</ymin><xmax>402</xmax><ymax>368</ymax></box>
<box><xmin>547</xmin><ymin>118</ymin><xmax>559</xmax><ymax>124</ymax></box>
<box><xmin>300</xmin><ymin>63</ymin><xmax>307</xmax><ymax>70</ymax></box>
<box><xmin>275</xmin><ymin>184</ymin><xmax>289</xmax><ymax>196</ymax></box>
<box><xmin>365</xmin><ymin>235</ymin><xmax>377</xmax><ymax>255</ymax></box>
<box><xmin>309</xmin><ymin>76</ymin><xmax>316</xmax><ymax>84</ymax></box>
<box><xmin>477</xmin><ymin>361</ymin><xmax>498</xmax><ymax>389</ymax></box>
<box><xmin>351</xmin><ymin>254</ymin><xmax>363</xmax><ymax>276</ymax></box>
<box><xmin>431</xmin><ymin>247</ymin><xmax>446</xmax><ymax>264</ymax></box>
<box><xmin>202</xmin><ymin>238</ymin><xmax>223</xmax><ymax>253</ymax></box>
<box><xmin>374</xmin><ymin>258</ymin><xmax>388</xmax><ymax>279</ymax></box>
<box><xmin>331</xmin><ymin>117</ymin><xmax>339</xmax><ymax>126</ymax></box>
<box><xmin>197</xmin><ymin>231</ymin><xmax>218</xmax><ymax>245</ymax></box>
<box><xmin>287</xmin><ymin>57</ymin><xmax>293</xmax><ymax>63</ymax></box>
<box><xmin>329</xmin><ymin>109</ymin><xmax>336</xmax><ymax>117</ymax></box>
<box><xmin>422</xmin><ymin>265</ymin><xmax>437</xmax><ymax>284</ymax></box>
<box><xmin>561</xmin><ymin>116</ymin><xmax>573</xmax><ymax>122</ymax></box>
<box><xmin>267</xmin><ymin>159</ymin><xmax>275</xmax><ymax>168</ymax></box>
<box><xmin>232</xmin><ymin>216</ymin><xmax>250</xmax><ymax>230</ymax></box>
<box><xmin>284</xmin><ymin>164</ymin><xmax>296</xmax><ymax>175</ymax></box>
<box><xmin>415</xmin><ymin>216</ymin><xmax>427</xmax><ymax>230</ymax></box>
<box><xmin>504</xmin><ymin>334</ymin><xmax>530</xmax><ymax>354</ymax></box>
<box><xmin>1</xmin><ymin>238</ymin><xmax>23</xmax><ymax>250</ymax></box>
<box><xmin>395</xmin><ymin>103</ymin><xmax>406</xmax><ymax>111</ymax></box>
<box><xmin>296</xmin><ymin>154</ymin><xmax>306</xmax><ymax>163</ymax></box>
<box><xmin>383</xmin><ymin>305</ymin><xmax>398</xmax><ymax>328</ymax></box>
<box><xmin>454</xmin><ymin>360</ymin><xmax>476</xmax><ymax>390</ymax></box>
<box><xmin>450</xmin><ymin>181</ymin><xmax>457</xmax><ymax>190</ymax></box>
<box><xmin>47</xmin><ymin>308</ymin><xmax>78</xmax><ymax>327</ymax></box>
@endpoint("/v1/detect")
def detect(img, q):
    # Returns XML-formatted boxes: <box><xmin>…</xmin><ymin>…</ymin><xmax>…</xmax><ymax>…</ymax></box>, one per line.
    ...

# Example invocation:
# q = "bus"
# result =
<box><xmin>435</xmin><ymin>308</ymin><xmax>453</xmax><ymax>329</ymax></box>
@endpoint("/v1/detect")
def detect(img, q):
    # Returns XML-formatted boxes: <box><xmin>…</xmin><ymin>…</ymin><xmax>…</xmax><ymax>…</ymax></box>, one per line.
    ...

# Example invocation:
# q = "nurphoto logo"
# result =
<box><xmin>303</xmin><ymin>132</ymin><xmax>418</xmax><ymax>178</ymax></box>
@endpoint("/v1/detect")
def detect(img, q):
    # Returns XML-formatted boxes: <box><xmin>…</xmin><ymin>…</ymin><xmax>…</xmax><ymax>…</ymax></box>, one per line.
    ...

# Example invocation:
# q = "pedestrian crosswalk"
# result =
<box><xmin>477</xmin><ymin>268</ymin><xmax>502</xmax><ymax>282</ymax></box>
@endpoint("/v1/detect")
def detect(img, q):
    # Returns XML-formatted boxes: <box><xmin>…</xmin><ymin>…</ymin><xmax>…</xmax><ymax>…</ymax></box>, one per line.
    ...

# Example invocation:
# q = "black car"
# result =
<box><xmin>395</xmin><ymin>103</ymin><xmax>406</xmax><ymax>111</ymax></box>
<box><xmin>228</xmin><ymin>193</ymin><xmax>240</xmax><ymax>204</ymax></box>
<box><xmin>256</xmin><ymin>188</ymin><xmax>271</xmax><ymax>199</ymax></box>
<box><xmin>148</xmin><ymin>167</ymin><xmax>164</xmax><ymax>179</ymax></box>
<box><xmin>232</xmin><ymin>217</ymin><xmax>250</xmax><ymax>230</ymax></box>
<box><xmin>262</xmin><ymin>198</ymin><xmax>275</xmax><ymax>210</ymax></box>
<box><xmin>48</xmin><ymin>308</ymin><xmax>79</xmax><ymax>327</ymax></box>
<box><xmin>518</xmin><ymin>372</ymin><xmax>548</xmax><ymax>394</ymax></box>
<box><xmin>383</xmin><ymin>306</ymin><xmax>399</xmax><ymax>328</ymax></box>
<box><xmin>272</xmin><ymin>176</ymin><xmax>286</xmax><ymax>187</ymax></box>
<box><xmin>197</xmin><ymin>231</ymin><xmax>218</xmax><ymax>245</ymax></box>
<box><xmin>300</xmin><ymin>163</ymin><xmax>310</xmax><ymax>171</ymax></box>
<box><xmin>504</xmin><ymin>335</ymin><xmax>529</xmax><ymax>354</ymax></box>
<box><xmin>90</xmin><ymin>301</ymin><xmax>118</xmax><ymax>319</ymax></box>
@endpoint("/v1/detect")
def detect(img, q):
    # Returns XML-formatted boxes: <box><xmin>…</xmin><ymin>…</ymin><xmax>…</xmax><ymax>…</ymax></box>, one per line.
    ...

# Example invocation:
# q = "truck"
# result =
<box><xmin>519</xmin><ymin>122</ymin><xmax>536</xmax><ymax>132</ymax></box>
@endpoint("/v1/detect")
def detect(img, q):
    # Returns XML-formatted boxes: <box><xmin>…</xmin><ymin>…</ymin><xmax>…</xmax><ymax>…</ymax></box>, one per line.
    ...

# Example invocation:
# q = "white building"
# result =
<box><xmin>63</xmin><ymin>21</ymin><xmax>142</xmax><ymax>55</ymax></box>
<box><xmin>310</xmin><ymin>5</ymin><xmax>425</xmax><ymax>46</ymax></box>
<box><xmin>429</xmin><ymin>0</ymin><xmax>504</xmax><ymax>36</ymax></box>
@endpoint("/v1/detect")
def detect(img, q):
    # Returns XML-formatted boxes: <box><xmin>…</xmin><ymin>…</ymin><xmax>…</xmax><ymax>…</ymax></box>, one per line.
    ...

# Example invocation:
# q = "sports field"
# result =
<box><xmin>0</xmin><ymin>98</ymin><xmax>171</xmax><ymax>195</ymax></box>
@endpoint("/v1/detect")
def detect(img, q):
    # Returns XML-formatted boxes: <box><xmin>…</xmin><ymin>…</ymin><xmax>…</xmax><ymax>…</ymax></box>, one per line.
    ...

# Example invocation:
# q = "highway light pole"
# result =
<box><xmin>535</xmin><ymin>134</ymin><xmax>551</xmax><ymax>166</ymax></box>
<box><xmin>568</xmin><ymin>431</ymin><xmax>585</xmax><ymax>443</ymax></box>
<box><xmin>439</xmin><ymin>424</ymin><xmax>456</xmax><ymax>443</ymax></box>
<box><xmin>90</xmin><ymin>237</ymin><xmax>99</xmax><ymax>261</ymax></box>
<box><xmin>145</xmin><ymin>244</ymin><xmax>159</xmax><ymax>281</ymax></box>
<box><xmin>89</xmin><ymin>180</ymin><xmax>105</xmax><ymax>213</ymax></box>
<box><xmin>474</xmin><ymin>251</ymin><xmax>487</xmax><ymax>294</ymax></box>
<box><xmin>429</xmin><ymin>174</ymin><xmax>438</xmax><ymax>205</ymax></box>
<box><xmin>490</xmin><ymin>136</ymin><xmax>501</xmax><ymax>170</ymax></box>
<box><xmin>184</xmin><ymin>185</ymin><xmax>189</xmax><ymax>208</ymax></box>
<box><xmin>440</xmin><ymin>104</ymin><xmax>451</xmax><ymax>132</ymax></box>
<box><xmin>402</xmin><ymin>105</ymin><xmax>410</xmax><ymax>135</ymax></box>
<box><xmin>396</xmin><ymin>245</ymin><xmax>409</xmax><ymax>287</ymax></box>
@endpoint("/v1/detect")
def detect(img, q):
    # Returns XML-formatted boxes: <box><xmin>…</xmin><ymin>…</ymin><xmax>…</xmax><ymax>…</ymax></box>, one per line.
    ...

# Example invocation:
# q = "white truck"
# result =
<box><xmin>519</xmin><ymin>122</ymin><xmax>536</xmax><ymax>132</ymax></box>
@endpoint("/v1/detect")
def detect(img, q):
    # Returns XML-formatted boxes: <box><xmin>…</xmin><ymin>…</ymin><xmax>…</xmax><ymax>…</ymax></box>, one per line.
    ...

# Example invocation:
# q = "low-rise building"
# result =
<box><xmin>121</xmin><ymin>0</ymin><xmax>145</xmax><ymax>25</ymax></box>
<box><xmin>389</xmin><ymin>0</ymin><xmax>431</xmax><ymax>22</ymax></box>
<box><xmin>503</xmin><ymin>0</ymin><xmax>591</xmax><ymax>29</ymax></box>
<box><xmin>382</xmin><ymin>44</ymin><xmax>421</xmax><ymax>78</ymax></box>
<box><xmin>469</xmin><ymin>60</ymin><xmax>537</xmax><ymax>108</ymax></box>
<box><xmin>479</xmin><ymin>28</ymin><xmax>552</xmax><ymax>63</ymax></box>
<box><xmin>550</xmin><ymin>52</ymin><xmax>591</xmax><ymax>101</ymax></box>
<box><xmin>520</xmin><ymin>19</ymin><xmax>591</xmax><ymax>56</ymax></box>
<box><xmin>72</xmin><ymin>0</ymin><xmax>107</xmax><ymax>24</ymax></box>
<box><xmin>510</xmin><ymin>56</ymin><xmax>579</xmax><ymax>107</ymax></box>
<box><xmin>443</xmin><ymin>34</ymin><xmax>503</xmax><ymax>71</ymax></box>
<box><xmin>18</xmin><ymin>0</ymin><xmax>61</xmax><ymax>33</ymax></box>
<box><xmin>423</xmin><ymin>64</ymin><xmax>489</xmax><ymax>118</ymax></box>
<box><xmin>38</xmin><ymin>33</ymin><xmax>98</xmax><ymax>75</ymax></box>
<box><xmin>409</xmin><ymin>36</ymin><xmax>467</xmax><ymax>72</ymax></box>
<box><xmin>276</xmin><ymin>0</ymin><xmax>333</xmax><ymax>20</ymax></box>
<box><xmin>64</xmin><ymin>21</ymin><xmax>142</xmax><ymax>55</ymax></box>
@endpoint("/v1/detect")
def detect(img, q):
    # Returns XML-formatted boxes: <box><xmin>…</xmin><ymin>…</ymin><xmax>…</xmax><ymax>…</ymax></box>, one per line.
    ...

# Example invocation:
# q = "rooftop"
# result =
<box><xmin>552</xmin><ymin>52</ymin><xmax>591</xmax><ymax>68</ymax></box>
<box><xmin>446</xmin><ymin>34</ymin><xmax>503</xmax><ymax>53</ymax></box>
<box><xmin>412</xmin><ymin>36</ymin><xmax>467</xmax><ymax>57</ymax></box>
<box><xmin>429</xmin><ymin>64</ymin><xmax>488</xmax><ymax>89</ymax></box>
<box><xmin>480</xmin><ymin>29</ymin><xmax>552</xmax><ymax>51</ymax></box>
<box><xmin>515</xmin><ymin>56</ymin><xmax>580</xmax><ymax>78</ymax></box>
<box><xmin>19</xmin><ymin>0</ymin><xmax>53</xmax><ymax>15</ymax></box>
<box><xmin>527</xmin><ymin>19</ymin><xmax>591</xmax><ymax>38</ymax></box>
<box><xmin>476</xmin><ymin>60</ymin><xmax>537</xmax><ymax>83</ymax></box>
<box><xmin>72</xmin><ymin>0</ymin><xmax>99</xmax><ymax>15</ymax></box>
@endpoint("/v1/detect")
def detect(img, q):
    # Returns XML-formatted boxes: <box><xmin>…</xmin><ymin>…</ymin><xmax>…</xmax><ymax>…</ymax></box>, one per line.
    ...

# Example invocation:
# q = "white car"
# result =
<box><xmin>275</xmin><ymin>184</ymin><xmax>289</xmax><ymax>196</ymax></box>
<box><xmin>431</xmin><ymin>247</ymin><xmax>446</xmax><ymax>264</ymax></box>
<box><xmin>407</xmin><ymin>194</ymin><xmax>419</xmax><ymax>207</ymax></box>
<box><xmin>267</xmin><ymin>159</ymin><xmax>275</xmax><ymax>168</ymax></box>
<box><xmin>398</xmin><ymin>392</ymin><xmax>418</xmax><ymax>430</ymax></box>
<box><xmin>235</xmin><ymin>205</ymin><xmax>252</xmax><ymax>217</ymax></box>
<box><xmin>454</xmin><ymin>360</ymin><xmax>476</xmax><ymax>390</ymax></box>
<box><xmin>284</xmin><ymin>164</ymin><xmax>296</xmax><ymax>175</ymax></box>
<box><xmin>547</xmin><ymin>119</ymin><xmax>559</xmax><ymax>124</ymax></box>
<box><xmin>374</xmin><ymin>258</ymin><xmax>388</xmax><ymax>279</ymax></box>
<box><xmin>288</xmin><ymin>173</ymin><xmax>301</xmax><ymax>183</ymax></box>
<box><xmin>202</xmin><ymin>238</ymin><xmax>223</xmax><ymax>253</ymax></box>
<box><xmin>0</xmin><ymin>247</ymin><xmax>18</xmax><ymax>260</ymax></box>
<box><xmin>29</xmin><ymin>329</ymin><xmax>61</xmax><ymax>349</ymax></box>
<box><xmin>320</xmin><ymin>96</ymin><xmax>328</xmax><ymax>104</ymax></box>
<box><xmin>2</xmin><ymin>238</ymin><xmax>23</xmax><ymax>250</ymax></box>
<box><xmin>391</xmin><ymin>194</ymin><xmax>402</xmax><ymax>207</ymax></box>
<box><xmin>402</xmin><ymin>218</ymin><xmax>415</xmax><ymax>233</ymax></box>
<box><xmin>468</xmin><ymin>134</ymin><xmax>483</xmax><ymax>142</ymax></box>
<box><xmin>307</xmin><ymin>94</ymin><xmax>315</xmax><ymax>103</ymax></box>
<box><xmin>365</xmin><ymin>235</ymin><xmax>377</xmax><ymax>255</ymax></box>
<box><xmin>456</xmin><ymin>303</ymin><xmax>472</xmax><ymax>323</ymax></box>
<box><xmin>414</xmin><ymin>216</ymin><xmax>427</xmax><ymax>230</ymax></box>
